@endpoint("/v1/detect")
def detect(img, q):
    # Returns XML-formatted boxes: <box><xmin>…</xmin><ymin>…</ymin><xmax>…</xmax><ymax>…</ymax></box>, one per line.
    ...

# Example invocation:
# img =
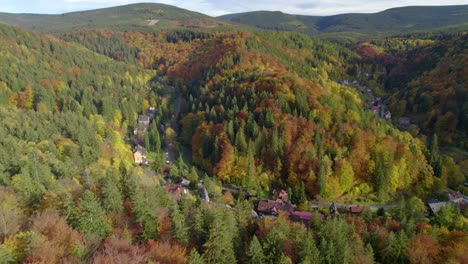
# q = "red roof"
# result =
<box><xmin>448</xmin><ymin>192</ymin><xmax>464</xmax><ymax>201</ymax></box>
<box><xmin>289</xmin><ymin>211</ymin><xmax>313</xmax><ymax>226</ymax></box>
<box><xmin>257</xmin><ymin>199</ymin><xmax>295</xmax><ymax>214</ymax></box>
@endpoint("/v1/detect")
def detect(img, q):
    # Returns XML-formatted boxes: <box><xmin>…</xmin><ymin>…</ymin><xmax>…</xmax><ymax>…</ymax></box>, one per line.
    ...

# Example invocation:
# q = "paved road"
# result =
<box><xmin>312</xmin><ymin>202</ymin><xmax>397</xmax><ymax>212</ymax></box>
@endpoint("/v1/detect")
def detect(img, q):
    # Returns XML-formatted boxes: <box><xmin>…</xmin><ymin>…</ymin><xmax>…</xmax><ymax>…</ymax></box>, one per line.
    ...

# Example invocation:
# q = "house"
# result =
<box><xmin>448</xmin><ymin>192</ymin><xmax>464</xmax><ymax>204</ymax></box>
<box><xmin>256</xmin><ymin>199</ymin><xmax>295</xmax><ymax>215</ymax></box>
<box><xmin>138</xmin><ymin>115</ymin><xmax>151</xmax><ymax>127</ymax></box>
<box><xmin>384</xmin><ymin>111</ymin><xmax>392</xmax><ymax>119</ymax></box>
<box><xmin>427</xmin><ymin>201</ymin><xmax>448</xmax><ymax>215</ymax></box>
<box><xmin>372</xmin><ymin>106</ymin><xmax>379</xmax><ymax>115</ymax></box>
<box><xmin>349</xmin><ymin>205</ymin><xmax>371</xmax><ymax>214</ymax></box>
<box><xmin>165</xmin><ymin>184</ymin><xmax>189</xmax><ymax>200</ymax></box>
<box><xmin>398</xmin><ymin>117</ymin><xmax>411</xmax><ymax>128</ymax></box>
<box><xmin>289</xmin><ymin>211</ymin><xmax>313</xmax><ymax>226</ymax></box>
<box><xmin>278</xmin><ymin>189</ymin><xmax>288</xmax><ymax>201</ymax></box>
<box><xmin>133</xmin><ymin>145</ymin><xmax>148</xmax><ymax>165</ymax></box>
<box><xmin>175</xmin><ymin>177</ymin><xmax>191</xmax><ymax>188</ymax></box>
<box><xmin>146</xmin><ymin>107</ymin><xmax>157</xmax><ymax>119</ymax></box>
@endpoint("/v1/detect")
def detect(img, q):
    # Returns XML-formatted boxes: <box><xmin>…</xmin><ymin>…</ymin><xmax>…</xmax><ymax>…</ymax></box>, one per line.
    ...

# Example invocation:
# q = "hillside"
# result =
<box><xmin>219</xmin><ymin>5</ymin><xmax>468</xmax><ymax>41</ymax></box>
<box><xmin>64</xmin><ymin>27</ymin><xmax>446</xmax><ymax>202</ymax></box>
<box><xmin>0</xmin><ymin>3</ymin><xmax>228</xmax><ymax>33</ymax></box>
<box><xmin>351</xmin><ymin>32</ymin><xmax>468</xmax><ymax>176</ymax></box>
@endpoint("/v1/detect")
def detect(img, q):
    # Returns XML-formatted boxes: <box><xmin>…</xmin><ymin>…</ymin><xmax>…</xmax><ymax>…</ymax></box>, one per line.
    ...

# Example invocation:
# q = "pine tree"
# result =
<box><xmin>188</xmin><ymin>249</ymin><xmax>204</xmax><ymax>264</ymax></box>
<box><xmin>316</xmin><ymin>131</ymin><xmax>326</xmax><ymax>197</ymax></box>
<box><xmin>151</xmin><ymin>122</ymin><xmax>161</xmax><ymax>153</ymax></box>
<box><xmin>74</xmin><ymin>190</ymin><xmax>112</xmax><ymax>238</ymax></box>
<box><xmin>203</xmin><ymin>211</ymin><xmax>236</xmax><ymax>264</ymax></box>
<box><xmin>247</xmin><ymin>235</ymin><xmax>266</xmax><ymax>264</ymax></box>
<box><xmin>144</xmin><ymin>133</ymin><xmax>151</xmax><ymax>152</ymax></box>
<box><xmin>429</xmin><ymin>134</ymin><xmax>442</xmax><ymax>177</ymax></box>
<box><xmin>101</xmin><ymin>171</ymin><xmax>123</xmax><ymax>213</ymax></box>
<box><xmin>171</xmin><ymin>204</ymin><xmax>189</xmax><ymax>246</ymax></box>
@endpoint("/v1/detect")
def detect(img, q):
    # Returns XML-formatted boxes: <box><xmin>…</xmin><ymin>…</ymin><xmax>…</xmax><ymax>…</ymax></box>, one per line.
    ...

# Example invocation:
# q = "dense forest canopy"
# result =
<box><xmin>0</xmin><ymin>3</ymin><xmax>467</xmax><ymax>263</ymax></box>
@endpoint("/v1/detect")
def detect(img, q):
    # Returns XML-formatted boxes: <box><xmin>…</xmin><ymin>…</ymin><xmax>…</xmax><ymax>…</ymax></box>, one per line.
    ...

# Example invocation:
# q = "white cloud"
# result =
<box><xmin>0</xmin><ymin>0</ymin><xmax>467</xmax><ymax>16</ymax></box>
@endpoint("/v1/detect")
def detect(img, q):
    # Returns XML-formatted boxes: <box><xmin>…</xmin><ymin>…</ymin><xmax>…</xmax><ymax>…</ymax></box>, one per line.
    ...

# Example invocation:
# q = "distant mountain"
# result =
<box><xmin>219</xmin><ymin>5</ymin><xmax>468</xmax><ymax>40</ymax></box>
<box><xmin>0</xmin><ymin>3</ymin><xmax>228</xmax><ymax>33</ymax></box>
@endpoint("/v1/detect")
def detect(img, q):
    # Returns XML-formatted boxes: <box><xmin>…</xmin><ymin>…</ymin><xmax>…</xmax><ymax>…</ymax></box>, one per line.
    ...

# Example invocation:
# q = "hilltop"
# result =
<box><xmin>219</xmin><ymin>5</ymin><xmax>468</xmax><ymax>41</ymax></box>
<box><xmin>0</xmin><ymin>3</ymin><xmax>229</xmax><ymax>33</ymax></box>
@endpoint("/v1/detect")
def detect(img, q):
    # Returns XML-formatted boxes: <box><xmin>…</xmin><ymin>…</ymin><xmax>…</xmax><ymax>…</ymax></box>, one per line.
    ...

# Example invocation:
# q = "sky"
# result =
<box><xmin>0</xmin><ymin>0</ymin><xmax>467</xmax><ymax>16</ymax></box>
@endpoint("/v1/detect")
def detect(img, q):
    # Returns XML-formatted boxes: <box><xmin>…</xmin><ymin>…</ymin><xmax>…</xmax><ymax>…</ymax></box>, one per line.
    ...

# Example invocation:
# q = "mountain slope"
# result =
<box><xmin>62</xmin><ymin>27</ymin><xmax>441</xmax><ymax>202</ymax></box>
<box><xmin>0</xmin><ymin>3</ymin><xmax>228</xmax><ymax>33</ymax></box>
<box><xmin>219</xmin><ymin>5</ymin><xmax>468</xmax><ymax>39</ymax></box>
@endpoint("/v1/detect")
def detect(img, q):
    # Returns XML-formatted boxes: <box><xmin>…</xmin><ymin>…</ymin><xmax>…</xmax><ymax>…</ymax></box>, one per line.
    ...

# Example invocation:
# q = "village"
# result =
<box><xmin>131</xmin><ymin>105</ymin><xmax>467</xmax><ymax>227</ymax></box>
<box><xmin>337</xmin><ymin>79</ymin><xmax>412</xmax><ymax>130</ymax></box>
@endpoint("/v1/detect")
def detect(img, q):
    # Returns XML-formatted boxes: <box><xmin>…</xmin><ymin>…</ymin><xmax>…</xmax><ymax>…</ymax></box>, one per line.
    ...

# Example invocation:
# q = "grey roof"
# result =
<box><xmin>427</xmin><ymin>202</ymin><xmax>448</xmax><ymax>214</ymax></box>
<box><xmin>134</xmin><ymin>145</ymin><xmax>148</xmax><ymax>155</ymax></box>
<box><xmin>138</xmin><ymin>115</ymin><xmax>150</xmax><ymax>122</ymax></box>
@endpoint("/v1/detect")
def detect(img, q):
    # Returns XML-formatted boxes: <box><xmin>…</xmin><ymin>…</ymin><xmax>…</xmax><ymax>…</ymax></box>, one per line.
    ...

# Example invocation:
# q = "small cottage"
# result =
<box><xmin>384</xmin><ymin>111</ymin><xmax>392</xmax><ymax>119</ymax></box>
<box><xmin>138</xmin><ymin>115</ymin><xmax>151</xmax><ymax>127</ymax></box>
<box><xmin>175</xmin><ymin>177</ymin><xmax>191</xmax><ymax>187</ymax></box>
<box><xmin>133</xmin><ymin>145</ymin><xmax>148</xmax><ymax>165</ymax></box>
<box><xmin>165</xmin><ymin>184</ymin><xmax>189</xmax><ymax>200</ymax></box>
<box><xmin>256</xmin><ymin>199</ymin><xmax>295</xmax><ymax>215</ymax></box>
<box><xmin>398</xmin><ymin>117</ymin><xmax>411</xmax><ymax>128</ymax></box>
<box><xmin>146</xmin><ymin>107</ymin><xmax>157</xmax><ymax>119</ymax></box>
<box><xmin>427</xmin><ymin>201</ymin><xmax>448</xmax><ymax>215</ymax></box>
<box><xmin>448</xmin><ymin>192</ymin><xmax>464</xmax><ymax>204</ymax></box>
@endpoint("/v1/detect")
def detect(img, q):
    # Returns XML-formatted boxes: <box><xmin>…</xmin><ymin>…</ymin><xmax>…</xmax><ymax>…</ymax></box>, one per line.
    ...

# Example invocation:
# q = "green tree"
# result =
<box><xmin>247</xmin><ymin>236</ymin><xmax>266</xmax><ymax>264</ymax></box>
<box><xmin>203</xmin><ymin>211</ymin><xmax>236</xmax><ymax>264</ymax></box>
<box><xmin>442</xmin><ymin>156</ymin><xmax>464</xmax><ymax>189</ymax></box>
<box><xmin>101</xmin><ymin>171</ymin><xmax>123</xmax><ymax>213</ymax></box>
<box><xmin>171</xmin><ymin>204</ymin><xmax>189</xmax><ymax>246</ymax></box>
<box><xmin>432</xmin><ymin>203</ymin><xmax>464</xmax><ymax>230</ymax></box>
<box><xmin>429</xmin><ymin>134</ymin><xmax>442</xmax><ymax>177</ymax></box>
<box><xmin>74</xmin><ymin>190</ymin><xmax>112</xmax><ymax>238</ymax></box>
<box><xmin>188</xmin><ymin>248</ymin><xmax>204</xmax><ymax>264</ymax></box>
<box><xmin>380</xmin><ymin>231</ymin><xmax>408</xmax><ymax>264</ymax></box>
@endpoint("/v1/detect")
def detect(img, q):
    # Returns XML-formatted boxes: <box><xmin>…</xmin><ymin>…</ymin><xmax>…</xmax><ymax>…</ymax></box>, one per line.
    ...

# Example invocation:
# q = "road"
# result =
<box><xmin>312</xmin><ymin>202</ymin><xmax>397</xmax><ymax>212</ymax></box>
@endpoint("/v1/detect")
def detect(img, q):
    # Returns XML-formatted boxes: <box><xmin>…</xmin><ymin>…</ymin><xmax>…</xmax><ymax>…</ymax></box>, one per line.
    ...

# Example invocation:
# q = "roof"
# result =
<box><xmin>176</xmin><ymin>177</ymin><xmax>191</xmax><ymax>187</ymax></box>
<box><xmin>427</xmin><ymin>201</ymin><xmax>448</xmax><ymax>214</ymax></box>
<box><xmin>138</xmin><ymin>115</ymin><xmax>150</xmax><ymax>123</ymax></box>
<box><xmin>256</xmin><ymin>199</ymin><xmax>295</xmax><ymax>214</ymax></box>
<box><xmin>165</xmin><ymin>184</ymin><xmax>189</xmax><ymax>199</ymax></box>
<box><xmin>448</xmin><ymin>192</ymin><xmax>464</xmax><ymax>202</ymax></box>
<box><xmin>290</xmin><ymin>211</ymin><xmax>313</xmax><ymax>219</ymax></box>
<box><xmin>398</xmin><ymin>117</ymin><xmax>410</xmax><ymax>124</ymax></box>
<box><xmin>289</xmin><ymin>211</ymin><xmax>313</xmax><ymax>226</ymax></box>
<box><xmin>133</xmin><ymin>145</ymin><xmax>148</xmax><ymax>155</ymax></box>
<box><xmin>349</xmin><ymin>205</ymin><xmax>370</xmax><ymax>214</ymax></box>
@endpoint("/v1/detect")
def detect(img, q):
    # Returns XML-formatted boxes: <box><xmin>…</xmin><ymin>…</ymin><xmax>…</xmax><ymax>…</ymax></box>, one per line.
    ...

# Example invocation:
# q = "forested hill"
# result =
<box><xmin>351</xmin><ymin>32</ymin><xmax>468</xmax><ymax>175</ymax></box>
<box><xmin>0</xmin><ymin>3</ymin><xmax>228</xmax><ymax>33</ymax></box>
<box><xmin>63</xmin><ymin>27</ymin><xmax>446</xmax><ymax>202</ymax></box>
<box><xmin>219</xmin><ymin>5</ymin><xmax>468</xmax><ymax>38</ymax></box>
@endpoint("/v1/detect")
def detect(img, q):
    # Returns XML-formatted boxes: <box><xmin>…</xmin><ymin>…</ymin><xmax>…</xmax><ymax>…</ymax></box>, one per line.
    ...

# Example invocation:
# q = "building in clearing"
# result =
<box><xmin>133</xmin><ymin>145</ymin><xmax>148</xmax><ymax>165</ymax></box>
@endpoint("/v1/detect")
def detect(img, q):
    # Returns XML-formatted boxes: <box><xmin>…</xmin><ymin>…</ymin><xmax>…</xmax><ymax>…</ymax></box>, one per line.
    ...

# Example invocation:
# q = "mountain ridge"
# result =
<box><xmin>219</xmin><ymin>5</ymin><xmax>468</xmax><ymax>40</ymax></box>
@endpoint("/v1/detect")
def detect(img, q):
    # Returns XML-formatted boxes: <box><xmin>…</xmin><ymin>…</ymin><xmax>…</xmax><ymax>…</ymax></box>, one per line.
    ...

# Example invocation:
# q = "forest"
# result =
<box><xmin>0</xmin><ymin>8</ymin><xmax>466</xmax><ymax>263</ymax></box>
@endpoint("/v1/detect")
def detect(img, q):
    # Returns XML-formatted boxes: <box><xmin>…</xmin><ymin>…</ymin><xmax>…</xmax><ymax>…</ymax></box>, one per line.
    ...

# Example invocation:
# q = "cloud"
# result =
<box><xmin>0</xmin><ymin>0</ymin><xmax>467</xmax><ymax>16</ymax></box>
